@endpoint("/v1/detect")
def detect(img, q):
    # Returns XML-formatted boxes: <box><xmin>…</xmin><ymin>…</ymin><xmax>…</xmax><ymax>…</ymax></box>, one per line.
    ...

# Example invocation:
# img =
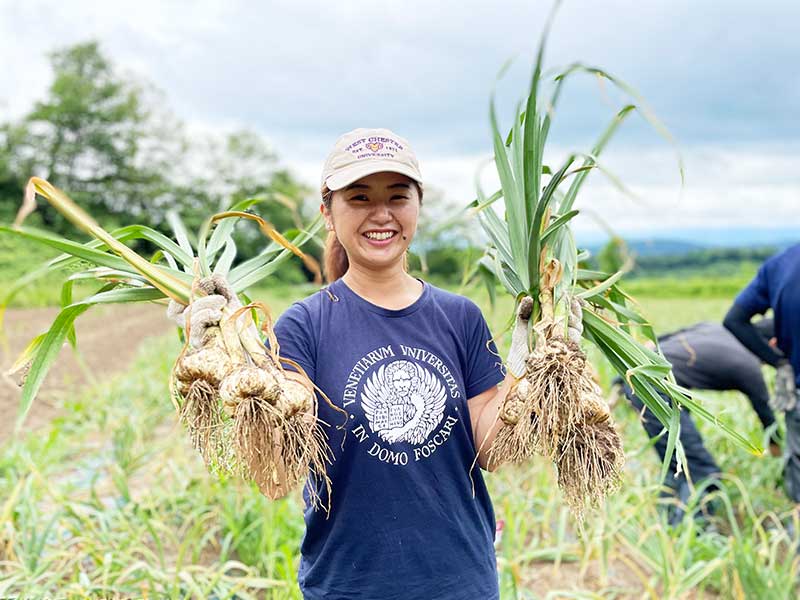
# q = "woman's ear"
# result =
<box><xmin>320</xmin><ymin>203</ymin><xmax>334</xmax><ymax>232</ymax></box>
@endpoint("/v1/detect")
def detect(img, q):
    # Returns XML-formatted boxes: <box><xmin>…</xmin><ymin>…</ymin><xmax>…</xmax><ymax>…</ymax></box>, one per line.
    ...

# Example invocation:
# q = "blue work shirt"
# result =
<box><xmin>735</xmin><ymin>243</ymin><xmax>800</xmax><ymax>386</ymax></box>
<box><xmin>274</xmin><ymin>278</ymin><xmax>504</xmax><ymax>600</ymax></box>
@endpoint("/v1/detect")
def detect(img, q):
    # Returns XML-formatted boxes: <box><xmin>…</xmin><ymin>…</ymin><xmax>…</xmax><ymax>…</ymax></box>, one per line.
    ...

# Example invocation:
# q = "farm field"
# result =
<box><xmin>0</xmin><ymin>281</ymin><xmax>796</xmax><ymax>599</ymax></box>
<box><xmin>2</xmin><ymin>5</ymin><xmax>798</xmax><ymax>598</ymax></box>
<box><xmin>0</xmin><ymin>304</ymin><xmax>167</xmax><ymax>443</ymax></box>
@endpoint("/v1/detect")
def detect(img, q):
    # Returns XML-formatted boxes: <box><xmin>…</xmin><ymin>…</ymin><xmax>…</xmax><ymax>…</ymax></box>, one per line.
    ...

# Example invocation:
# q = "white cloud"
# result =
<box><xmin>1</xmin><ymin>0</ymin><xmax>798</xmax><ymax>239</ymax></box>
<box><xmin>4</xmin><ymin>0</ymin><xmax>799</xmax><ymax>143</ymax></box>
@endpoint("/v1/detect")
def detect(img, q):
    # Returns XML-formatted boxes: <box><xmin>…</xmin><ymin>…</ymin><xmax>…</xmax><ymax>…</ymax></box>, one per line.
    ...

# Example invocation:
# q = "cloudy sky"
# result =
<box><xmin>2</xmin><ymin>0</ymin><xmax>799</xmax><ymax>243</ymax></box>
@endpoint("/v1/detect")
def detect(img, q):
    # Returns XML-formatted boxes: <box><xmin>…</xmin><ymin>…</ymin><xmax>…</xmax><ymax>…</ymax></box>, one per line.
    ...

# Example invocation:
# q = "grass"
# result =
<box><xmin>0</xmin><ymin>235</ymin><xmax>76</xmax><ymax>308</ymax></box>
<box><xmin>0</xmin><ymin>282</ymin><xmax>798</xmax><ymax>598</ymax></box>
<box><xmin>621</xmin><ymin>275</ymin><xmax>757</xmax><ymax>300</ymax></box>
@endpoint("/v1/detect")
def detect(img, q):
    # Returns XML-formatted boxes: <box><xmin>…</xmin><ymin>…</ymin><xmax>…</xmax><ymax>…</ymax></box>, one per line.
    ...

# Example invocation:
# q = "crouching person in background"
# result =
<box><xmin>619</xmin><ymin>319</ymin><xmax>779</xmax><ymax>525</ymax></box>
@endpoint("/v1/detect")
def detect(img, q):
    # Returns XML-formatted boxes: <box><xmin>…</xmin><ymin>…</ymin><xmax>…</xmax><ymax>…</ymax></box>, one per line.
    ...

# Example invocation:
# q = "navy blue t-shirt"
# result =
<box><xmin>735</xmin><ymin>243</ymin><xmax>800</xmax><ymax>386</ymax></box>
<box><xmin>273</xmin><ymin>278</ymin><xmax>505</xmax><ymax>600</ymax></box>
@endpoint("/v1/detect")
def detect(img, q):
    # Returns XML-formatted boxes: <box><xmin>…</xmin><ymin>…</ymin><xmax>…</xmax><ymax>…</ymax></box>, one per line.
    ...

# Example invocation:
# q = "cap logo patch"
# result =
<box><xmin>344</xmin><ymin>136</ymin><xmax>405</xmax><ymax>161</ymax></box>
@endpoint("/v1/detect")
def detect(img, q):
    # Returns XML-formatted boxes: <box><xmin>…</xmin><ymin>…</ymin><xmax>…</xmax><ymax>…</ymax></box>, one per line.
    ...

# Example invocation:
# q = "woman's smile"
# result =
<box><xmin>362</xmin><ymin>228</ymin><xmax>399</xmax><ymax>247</ymax></box>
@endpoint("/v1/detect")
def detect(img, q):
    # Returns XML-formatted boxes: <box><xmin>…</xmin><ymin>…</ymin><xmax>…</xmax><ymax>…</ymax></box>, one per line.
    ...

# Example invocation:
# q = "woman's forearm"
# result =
<box><xmin>469</xmin><ymin>373</ymin><xmax>516</xmax><ymax>471</ymax></box>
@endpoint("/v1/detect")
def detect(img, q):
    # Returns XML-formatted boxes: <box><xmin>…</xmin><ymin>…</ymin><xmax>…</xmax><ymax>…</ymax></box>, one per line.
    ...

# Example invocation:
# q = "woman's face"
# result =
<box><xmin>323</xmin><ymin>171</ymin><xmax>420</xmax><ymax>272</ymax></box>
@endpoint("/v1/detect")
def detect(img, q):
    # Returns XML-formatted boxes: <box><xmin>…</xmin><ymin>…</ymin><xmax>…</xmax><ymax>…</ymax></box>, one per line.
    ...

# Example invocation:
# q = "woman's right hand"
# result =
<box><xmin>166</xmin><ymin>274</ymin><xmax>241</xmax><ymax>349</ymax></box>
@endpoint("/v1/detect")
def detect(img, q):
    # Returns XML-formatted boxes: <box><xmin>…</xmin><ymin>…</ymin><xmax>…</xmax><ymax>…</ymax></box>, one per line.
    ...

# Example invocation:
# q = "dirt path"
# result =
<box><xmin>0</xmin><ymin>303</ymin><xmax>169</xmax><ymax>444</ymax></box>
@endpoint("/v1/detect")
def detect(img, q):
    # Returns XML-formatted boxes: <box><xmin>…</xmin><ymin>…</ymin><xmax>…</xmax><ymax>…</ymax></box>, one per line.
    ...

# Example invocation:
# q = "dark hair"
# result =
<box><xmin>320</xmin><ymin>181</ymin><xmax>423</xmax><ymax>283</ymax></box>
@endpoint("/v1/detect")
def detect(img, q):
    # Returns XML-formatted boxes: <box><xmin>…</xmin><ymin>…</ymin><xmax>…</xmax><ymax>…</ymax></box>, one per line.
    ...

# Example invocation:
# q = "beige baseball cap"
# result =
<box><xmin>321</xmin><ymin>127</ymin><xmax>423</xmax><ymax>191</ymax></box>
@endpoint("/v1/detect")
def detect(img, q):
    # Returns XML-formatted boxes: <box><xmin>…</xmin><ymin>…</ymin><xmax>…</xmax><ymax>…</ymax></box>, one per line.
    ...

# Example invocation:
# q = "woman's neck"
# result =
<box><xmin>342</xmin><ymin>262</ymin><xmax>423</xmax><ymax>310</ymax></box>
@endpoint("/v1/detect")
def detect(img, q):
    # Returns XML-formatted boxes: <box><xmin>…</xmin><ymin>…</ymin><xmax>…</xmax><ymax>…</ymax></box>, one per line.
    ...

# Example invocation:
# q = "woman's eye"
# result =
<box><xmin>391</xmin><ymin>195</ymin><xmax>409</xmax><ymax>201</ymax></box>
<box><xmin>349</xmin><ymin>195</ymin><xmax>369</xmax><ymax>202</ymax></box>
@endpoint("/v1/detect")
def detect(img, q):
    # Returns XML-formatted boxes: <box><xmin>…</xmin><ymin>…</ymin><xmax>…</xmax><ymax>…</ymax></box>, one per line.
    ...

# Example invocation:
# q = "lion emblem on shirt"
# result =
<box><xmin>361</xmin><ymin>359</ymin><xmax>447</xmax><ymax>445</ymax></box>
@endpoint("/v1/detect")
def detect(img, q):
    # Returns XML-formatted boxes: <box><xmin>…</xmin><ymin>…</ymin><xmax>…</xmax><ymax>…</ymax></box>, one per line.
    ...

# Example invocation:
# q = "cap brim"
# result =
<box><xmin>325</xmin><ymin>160</ymin><xmax>423</xmax><ymax>191</ymax></box>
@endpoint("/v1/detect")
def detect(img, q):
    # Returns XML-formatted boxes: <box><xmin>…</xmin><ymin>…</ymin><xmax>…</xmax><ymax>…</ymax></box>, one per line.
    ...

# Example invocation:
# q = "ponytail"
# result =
<box><xmin>324</xmin><ymin>231</ymin><xmax>349</xmax><ymax>283</ymax></box>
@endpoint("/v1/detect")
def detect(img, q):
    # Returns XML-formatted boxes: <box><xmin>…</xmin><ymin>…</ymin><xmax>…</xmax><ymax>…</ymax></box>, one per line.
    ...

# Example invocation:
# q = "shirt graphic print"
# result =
<box><xmin>345</xmin><ymin>346</ymin><xmax>463</xmax><ymax>468</ymax></box>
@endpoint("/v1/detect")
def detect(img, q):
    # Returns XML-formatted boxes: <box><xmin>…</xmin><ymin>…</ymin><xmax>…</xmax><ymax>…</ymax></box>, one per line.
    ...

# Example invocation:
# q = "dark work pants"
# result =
<box><xmin>750</xmin><ymin>395</ymin><xmax>777</xmax><ymax>435</ymax></box>
<box><xmin>624</xmin><ymin>386</ymin><xmax>721</xmax><ymax>491</ymax></box>
<box><xmin>784</xmin><ymin>392</ymin><xmax>800</xmax><ymax>503</ymax></box>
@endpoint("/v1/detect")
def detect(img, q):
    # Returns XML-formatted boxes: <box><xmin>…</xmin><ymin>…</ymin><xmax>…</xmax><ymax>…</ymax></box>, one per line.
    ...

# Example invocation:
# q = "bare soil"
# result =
<box><xmin>0</xmin><ymin>303</ymin><xmax>168</xmax><ymax>444</ymax></box>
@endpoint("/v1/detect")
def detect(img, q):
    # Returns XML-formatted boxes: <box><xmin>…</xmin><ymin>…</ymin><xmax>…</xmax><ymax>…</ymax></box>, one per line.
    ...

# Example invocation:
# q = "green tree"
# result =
<box><xmin>597</xmin><ymin>235</ymin><xmax>631</xmax><ymax>274</ymax></box>
<box><xmin>2</xmin><ymin>41</ymin><xmax>174</xmax><ymax>233</ymax></box>
<box><xmin>0</xmin><ymin>130</ymin><xmax>18</xmax><ymax>223</ymax></box>
<box><xmin>177</xmin><ymin>129</ymin><xmax>314</xmax><ymax>268</ymax></box>
<box><xmin>410</xmin><ymin>187</ymin><xmax>482</xmax><ymax>278</ymax></box>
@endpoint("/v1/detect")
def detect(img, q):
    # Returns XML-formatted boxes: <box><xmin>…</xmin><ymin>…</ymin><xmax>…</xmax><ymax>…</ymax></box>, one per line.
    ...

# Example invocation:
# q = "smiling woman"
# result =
<box><xmin>263</xmin><ymin>127</ymin><xmax>525</xmax><ymax>600</ymax></box>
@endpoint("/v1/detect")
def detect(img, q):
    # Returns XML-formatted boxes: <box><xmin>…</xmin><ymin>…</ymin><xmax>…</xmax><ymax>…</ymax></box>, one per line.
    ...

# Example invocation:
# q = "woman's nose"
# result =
<box><xmin>370</xmin><ymin>201</ymin><xmax>392</xmax><ymax>221</ymax></box>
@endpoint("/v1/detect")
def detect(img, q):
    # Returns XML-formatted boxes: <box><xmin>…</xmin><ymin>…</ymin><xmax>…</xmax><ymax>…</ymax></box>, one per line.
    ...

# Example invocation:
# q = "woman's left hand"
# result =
<box><xmin>506</xmin><ymin>296</ymin><xmax>533</xmax><ymax>379</ymax></box>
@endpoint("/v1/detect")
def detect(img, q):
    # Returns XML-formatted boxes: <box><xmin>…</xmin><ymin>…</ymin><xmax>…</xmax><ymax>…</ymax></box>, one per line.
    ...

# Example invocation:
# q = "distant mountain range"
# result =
<box><xmin>583</xmin><ymin>227</ymin><xmax>800</xmax><ymax>257</ymax></box>
<box><xmin>622</xmin><ymin>239</ymin><xmax>704</xmax><ymax>257</ymax></box>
